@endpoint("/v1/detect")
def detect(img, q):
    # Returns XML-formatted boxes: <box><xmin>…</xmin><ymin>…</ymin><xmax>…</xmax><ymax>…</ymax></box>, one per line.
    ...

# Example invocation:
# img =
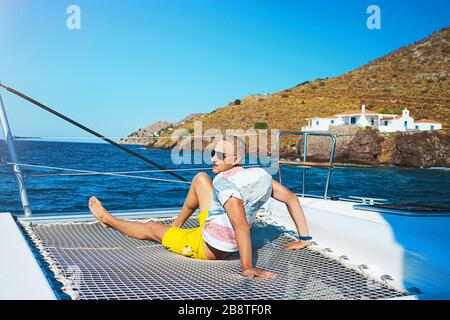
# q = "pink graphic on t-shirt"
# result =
<box><xmin>221</xmin><ymin>166</ymin><xmax>244</xmax><ymax>180</ymax></box>
<box><xmin>203</xmin><ymin>221</ymin><xmax>236</xmax><ymax>244</ymax></box>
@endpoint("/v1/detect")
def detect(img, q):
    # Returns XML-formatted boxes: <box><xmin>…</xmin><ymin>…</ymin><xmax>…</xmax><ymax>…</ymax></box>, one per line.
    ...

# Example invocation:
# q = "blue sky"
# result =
<box><xmin>0</xmin><ymin>0</ymin><xmax>448</xmax><ymax>142</ymax></box>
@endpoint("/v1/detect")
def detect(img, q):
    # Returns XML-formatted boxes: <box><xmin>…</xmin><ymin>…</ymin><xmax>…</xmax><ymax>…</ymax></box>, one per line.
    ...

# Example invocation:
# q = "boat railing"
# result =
<box><xmin>275</xmin><ymin>131</ymin><xmax>336</xmax><ymax>200</ymax></box>
<box><xmin>347</xmin><ymin>195</ymin><xmax>388</xmax><ymax>205</ymax></box>
<box><xmin>0</xmin><ymin>94</ymin><xmax>32</xmax><ymax>215</ymax></box>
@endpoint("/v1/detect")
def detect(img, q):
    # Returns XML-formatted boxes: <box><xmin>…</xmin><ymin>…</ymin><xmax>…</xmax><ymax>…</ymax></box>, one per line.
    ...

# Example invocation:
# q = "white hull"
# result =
<box><xmin>266</xmin><ymin>196</ymin><xmax>450</xmax><ymax>297</ymax></box>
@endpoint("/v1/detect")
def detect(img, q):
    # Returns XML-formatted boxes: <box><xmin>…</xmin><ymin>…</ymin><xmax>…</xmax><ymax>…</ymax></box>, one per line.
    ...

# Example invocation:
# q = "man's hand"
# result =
<box><xmin>241</xmin><ymin>268</ymin><xmax>276</xmax><ymax>279</ymax></box>
<box><xmin>284</xmin><ymin>240</ymin><xmax>310</xmax><ymax>251</ymax></box>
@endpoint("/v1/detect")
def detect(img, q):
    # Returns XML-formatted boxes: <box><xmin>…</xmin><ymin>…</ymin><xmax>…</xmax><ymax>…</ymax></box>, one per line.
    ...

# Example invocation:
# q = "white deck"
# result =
<box><xmin>0</xmin><ymin>212</ymin><xmax>56</xmax><ymax>300</ymax></box>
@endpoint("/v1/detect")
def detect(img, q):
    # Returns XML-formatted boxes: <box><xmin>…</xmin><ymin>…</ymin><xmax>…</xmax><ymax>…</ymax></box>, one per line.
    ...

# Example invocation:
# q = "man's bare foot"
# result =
<box><xmin>88</xmin><ymin>196</ymin><xmax>112</xmax><ymax>228</ymax></box>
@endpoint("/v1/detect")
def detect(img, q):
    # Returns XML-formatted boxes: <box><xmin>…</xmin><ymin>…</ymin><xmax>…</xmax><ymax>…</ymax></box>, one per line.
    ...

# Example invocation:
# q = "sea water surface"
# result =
<box><xmin>1</xmin><ymin>140</ymin><xmax>449</xmax><ymax>215</ymax></box>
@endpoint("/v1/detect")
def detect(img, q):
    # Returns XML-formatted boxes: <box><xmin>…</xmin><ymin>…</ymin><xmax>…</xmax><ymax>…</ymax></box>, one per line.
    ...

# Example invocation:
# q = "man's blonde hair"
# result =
<box><xmin>222</xmin><ymin>135</ymin><xmax>245</xmax><ymax>166</ymax></box>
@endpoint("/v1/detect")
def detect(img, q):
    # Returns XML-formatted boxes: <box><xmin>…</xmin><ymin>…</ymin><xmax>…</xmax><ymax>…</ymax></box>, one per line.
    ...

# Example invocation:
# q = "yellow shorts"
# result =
<box><xmin>161</xmin><ymin>208</ymin><xmax>209</xmax><ymax>260</ymax></box>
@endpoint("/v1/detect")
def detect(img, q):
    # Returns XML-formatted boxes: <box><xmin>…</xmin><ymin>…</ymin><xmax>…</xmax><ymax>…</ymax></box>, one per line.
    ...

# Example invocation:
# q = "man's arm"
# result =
<box><xmin>223</xmin><ymin>197</ymin><xmax>276</xmax><ymax>278</ymax></box>
<box><xmin>271</xmin><ymin>179</ymin><xmax>311</xmax><ymax>250</ymax></box>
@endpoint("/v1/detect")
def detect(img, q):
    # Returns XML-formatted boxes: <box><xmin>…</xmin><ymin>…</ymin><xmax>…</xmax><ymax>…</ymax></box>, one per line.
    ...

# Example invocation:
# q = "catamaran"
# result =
<box><xmin>1</xmin><ymin>83</ymin><xmax>449</xmax><ymax>300</ymax></box>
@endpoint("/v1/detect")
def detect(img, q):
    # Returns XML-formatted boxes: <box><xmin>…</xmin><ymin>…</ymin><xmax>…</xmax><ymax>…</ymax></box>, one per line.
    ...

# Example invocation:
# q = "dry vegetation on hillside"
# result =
<box><xmin>147</xmin><ymin>26</ymin><xmax>449</xmax><ymax>150</ymax></box>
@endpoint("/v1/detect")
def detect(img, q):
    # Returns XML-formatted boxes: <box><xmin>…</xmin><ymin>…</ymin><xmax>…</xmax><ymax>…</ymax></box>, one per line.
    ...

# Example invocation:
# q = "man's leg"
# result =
<box><xmin>171</xmin><ymin>172</ymin><xmax>213</xmax><ymax>228</ymax></box>
<box><xmin>172</xmin><ymin>172</ymin><xmax>223</xmax><ymax>260</ymax></box>
<box><xmin>89</xmin><ymin>196</ymin><xmax>170</xmax><ymax>242</ymax></box>
<box><xmin>88</xmin><ymin>172</ymin><xmax>213</xmax><ymax>243</ymax></box>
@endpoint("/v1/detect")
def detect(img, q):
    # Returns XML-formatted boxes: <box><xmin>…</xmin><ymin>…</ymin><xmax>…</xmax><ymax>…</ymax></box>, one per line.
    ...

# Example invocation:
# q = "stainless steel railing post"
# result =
<box><xmin>277</xmin><ymin>131</ymin><xmax>336</xmax><ymax>200</ymax></box>
<box><xmin>0</xmin><ymin>94</ymin><xmax>32</xmax><ymax>216</ymax></box>
<box><xmin>302</xmin><ymin>133</ymin><xmax>308</xmax><ymax>198</ymax></box>
<box><xmin>324</xmin><ymin>134</ymin><xmax>336</xmax><ymax>199</ymax></box>
<box><xmin>275</xmin><ymin>133</ymin><xmax>283</xmax><ymax>184</ymax></box>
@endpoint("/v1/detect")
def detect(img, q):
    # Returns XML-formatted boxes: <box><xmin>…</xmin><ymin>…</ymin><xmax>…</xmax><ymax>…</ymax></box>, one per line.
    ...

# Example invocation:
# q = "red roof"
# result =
<box><xmin>334</xmin><ymin>110</ymin><xmax>378</xmax><ymax>116</ymax></box>
<box><xmin>334</xmin><ymin>110</ymin><xmax>362</xmax><ymax>116</ymax></box>
<box><xmin>415</xmin><ymin>119</ymin><xmax>440</xmax><ymax>123</ymax></box>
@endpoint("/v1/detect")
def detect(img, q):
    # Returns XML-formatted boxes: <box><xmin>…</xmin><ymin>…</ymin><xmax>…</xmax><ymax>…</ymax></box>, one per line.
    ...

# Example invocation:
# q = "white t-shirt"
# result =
<box><xmin>202</xmin><ymin>167</ymin><xmax>273</xmax><ymax>252</ymax></box>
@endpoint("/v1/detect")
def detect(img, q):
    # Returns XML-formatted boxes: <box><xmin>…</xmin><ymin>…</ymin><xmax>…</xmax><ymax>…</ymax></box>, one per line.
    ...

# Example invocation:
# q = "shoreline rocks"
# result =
<box><xmin>143</xmin><ymin>126</ymin><xmax>449</xmax><ymax>168</ymax></box>
<box><xmin>291</xmin><ymin>127</ymin><xmax>449</xmax><ymax>168</ymax></box>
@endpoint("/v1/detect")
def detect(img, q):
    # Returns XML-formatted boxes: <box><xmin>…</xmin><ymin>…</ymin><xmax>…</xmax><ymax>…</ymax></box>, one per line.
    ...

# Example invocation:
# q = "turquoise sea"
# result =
<box><xmin>1</xmin><ymin>140</ymin><xmax>449</xmax><ymax>215</ymax></box>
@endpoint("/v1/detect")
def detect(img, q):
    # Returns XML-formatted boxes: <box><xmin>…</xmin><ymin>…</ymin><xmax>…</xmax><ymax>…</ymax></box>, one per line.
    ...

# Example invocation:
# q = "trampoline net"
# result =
<box><xmin>22</xmin><ymin>217</ymin><xmax>406</xmax><ymax>300</ymax></box>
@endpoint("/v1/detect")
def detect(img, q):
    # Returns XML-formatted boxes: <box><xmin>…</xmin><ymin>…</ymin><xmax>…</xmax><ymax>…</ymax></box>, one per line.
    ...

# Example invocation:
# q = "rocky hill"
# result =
<box><xmin>119</xmin><ymin>113</ymin><xmax>204</xmax><ymax>145</ymax></box>
<box><xmin>146</xmin><ymin>26</ymin><xmax>449</xmax><ymax>153</ymax></box>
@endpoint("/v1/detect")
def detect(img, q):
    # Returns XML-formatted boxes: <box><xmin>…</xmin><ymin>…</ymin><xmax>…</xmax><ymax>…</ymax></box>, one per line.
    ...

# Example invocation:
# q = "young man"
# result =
<box><xmin>89</xmin><ymin>137</ymin><xmax>311</xmax><ymax>279</ymax></box>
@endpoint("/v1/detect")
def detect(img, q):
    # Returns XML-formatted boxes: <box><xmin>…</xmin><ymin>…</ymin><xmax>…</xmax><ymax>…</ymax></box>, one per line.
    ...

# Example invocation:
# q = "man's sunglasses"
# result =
<box><xmin>211</xmin><ymin>149</ymin><xmax>234</xmax><ymax>161</ymax></box>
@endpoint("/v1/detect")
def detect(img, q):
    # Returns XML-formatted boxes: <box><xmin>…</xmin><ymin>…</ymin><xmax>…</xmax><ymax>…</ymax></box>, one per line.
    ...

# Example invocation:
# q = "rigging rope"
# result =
<box><xmin>0</xmin><ymin>82</ymin><xmax>188</xmax><ymax>183</ymax></box>
<box><xmin>2</xmin><ymin>161</ymin><xmax>266</xmax><ymax>182</ymax></box>
<box><xmin>12</xmin><ymin>133</ymin><xmax>264</xmax><ymax>140</ymax></box>
<box><xmin>23</xmin><ymin>164</ymin><xmax>264</xmax><ymax>178</ymax></box>
<box><xmin>4</xmin><ymin>161</ymin><xmax>191</xmax><ymax>184</ymax></box>
<box><xmin>26</xmin><ymin>167</ymin><xmax>215</xmax><ymax>177</ymax></box>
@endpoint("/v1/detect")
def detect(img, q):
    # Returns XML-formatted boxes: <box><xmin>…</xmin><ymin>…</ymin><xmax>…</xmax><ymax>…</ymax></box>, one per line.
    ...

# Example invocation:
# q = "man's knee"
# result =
<box><xmin>193</xmin><ymin>172</ymin><xmax>212</xmax><ymax>185</ymax></box>
<box><xmin>143</xmin><ymin>221</ymin><xmax>158</xmax><ymax>240</ymax></box>
<box><xmin>144</xmin><ymin>221</ymin><xmax>167</xmax><ymax>242</ymax></box>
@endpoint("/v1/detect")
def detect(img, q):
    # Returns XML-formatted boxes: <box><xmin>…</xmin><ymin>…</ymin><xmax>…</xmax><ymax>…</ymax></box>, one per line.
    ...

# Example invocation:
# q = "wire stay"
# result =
<box><xmin>0</xmin><ymin>82</ymin><xmax>188</xmax><ymax>182</ymax></box>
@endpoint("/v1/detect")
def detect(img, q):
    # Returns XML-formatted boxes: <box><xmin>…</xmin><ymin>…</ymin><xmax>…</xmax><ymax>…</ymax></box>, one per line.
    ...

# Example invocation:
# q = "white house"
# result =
<box><xmin>413</xmin><ymin>120</ymin><xmax>442</xmax><ymax>131</ymax></box>
<box><xmin>302</xmin><ymin>105</ymin><xmax>442</xmax><ymax>133</ymax></box>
